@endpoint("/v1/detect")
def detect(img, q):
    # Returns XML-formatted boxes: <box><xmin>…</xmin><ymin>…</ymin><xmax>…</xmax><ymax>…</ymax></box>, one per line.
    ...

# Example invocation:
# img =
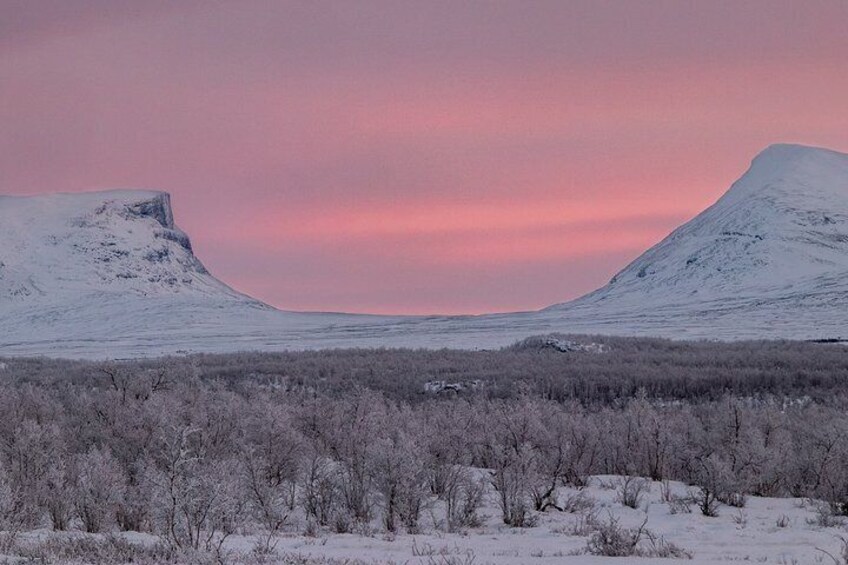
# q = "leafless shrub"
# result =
<box><xmin>731</xmin><ymin>509</ymin><xmax>747</xmax><ymax>528</ymax></box>
<box><xmin>3</xmin><ymin>419</ymin><xmax>62</xmax><ymax>528</ymax></box>
<box><xmin>776</xmin><ymin>514</ymin><xmax>791</xmax><ymax>528</ymax></box>
<box><xmin>668</xmin><ymin>495</ymin><xmax>692</xmax><ymax>515</ymax></box>
<box><xmin>585</xmin><ymin>514</ymin><xmax>648</xmax><ymax>557</ymax></box>
<box><xmin>690</xmin><ymin>486</ymin><xmax>720</xmax><ymax>517</ymax></box>
<box><xmin>597</xmin><ymin>478</ymin><xmax>618</xmax><ymax>491</ymax></box>
<box><xmin>557</xmin><ymin>509</ymin><xmax>599</xmax><ymax>536</ymax></box>
<box><xmin>641</xmin><ymin>530</ymin><xmax>694</xmax><ymax>559</ymax></box>
<box><xmin>412</xmin><ymin>540</ymin><xmax>477</xmax><ymax>565</ymax></box>
<box><xmin>117</xmin><ymin>460</ymin><xmax>153</xmax><ymax>532</ymax></box>
<box><xmin>616</xmin><ymin>476</ymin><xmax>650</xmax><ymax>509</ymax></box>
<box><xmin>9</xmin><ymin>535</ymin><xmax>180</xmax><ymax>565</ymax></box>
<box><xmin>586</xmin><ymin>513</ymin><xmax>691</xmax><ymax>559</ymax></box>
<box><xmin>560</xmin><ymin>490</ymin><xmax>596</xmax><ymax>514</ymax></box>
<box><xmin>808</xmin><ymin>501</ymin><xmax>846</xmax><ymax>528</ymax></box>
<box><xmin>686</xmin><ymin>454</ymin><xmax>735</xmax><ymax>517</ymax></box>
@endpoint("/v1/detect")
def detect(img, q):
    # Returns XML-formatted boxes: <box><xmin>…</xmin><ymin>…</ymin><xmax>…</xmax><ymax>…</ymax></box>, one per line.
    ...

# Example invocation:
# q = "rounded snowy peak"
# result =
<box><xmin>550</xmin><ymin>142</ymin><xmax>848</xmax><ymax>309</ymax></box>
<box><xmin>751</xmin><ymin>142</ymin><xmax>848</xmax><ymax>165</ymax></box>
<box><xmin>725</xmin><ymin>143</ymin><xmax>848</xmax><ymax>201</ymax></box>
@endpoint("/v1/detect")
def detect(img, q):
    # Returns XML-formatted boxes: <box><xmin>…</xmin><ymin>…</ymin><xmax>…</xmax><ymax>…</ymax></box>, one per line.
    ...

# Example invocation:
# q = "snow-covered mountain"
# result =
<box><xmin>532</xmin><ymin>143</ymin><xmax>848</xmax><ymax>339</ymax></box>
<box><xmin>2</xmin><ymin>143</ymin><xmax>848</xmax><ymax>358</ymax></box>
<box><xmin>0</xmin><ymin>190</ymin><xmax>252</xmax><ymax>303</ymax></box>
<box><xmin>565</xmin><ymin>143</ymin><xmax>848</xmax><ymax>307</ymax></box>
<box><xmin>0</xmin><ymin>190</ymin><xmax>397</xmax><ymax>357</ymax></box>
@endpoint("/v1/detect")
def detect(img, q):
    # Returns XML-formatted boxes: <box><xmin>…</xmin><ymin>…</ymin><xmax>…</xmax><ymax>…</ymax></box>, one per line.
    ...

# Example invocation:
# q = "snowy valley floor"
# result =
<box><xmin>3</xmin><ymin>343</ymin><xmax>848</xmax><ymax>565</ymax></box>
<box><xmin>5</xmin><ymin>476</ymin><xmax>847</xmax><ymax>564</ymax></box>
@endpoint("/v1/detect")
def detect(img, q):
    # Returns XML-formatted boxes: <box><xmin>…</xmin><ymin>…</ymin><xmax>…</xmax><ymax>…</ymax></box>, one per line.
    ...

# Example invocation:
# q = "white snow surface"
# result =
<box><xmin>7</xmin><ymin>476</ymin><xmax>846</xmax><ymax>564</ymax></box>
<box><xmin>242</xmin><ymin>476</ymin><xmax>848</xmax><ymax>564</ymax></box>
<box><xmin>3</xmin><ymin>144</ymin><xmax>848</xmax><ymax>358</ymax></box>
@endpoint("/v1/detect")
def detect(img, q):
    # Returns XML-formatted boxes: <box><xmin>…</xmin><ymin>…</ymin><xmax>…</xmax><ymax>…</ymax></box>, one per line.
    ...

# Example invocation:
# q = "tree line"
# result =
<box><xmin>5</xmin><ymin>335</ymin><xmax>848</xmax><ymax>405</ymax></box>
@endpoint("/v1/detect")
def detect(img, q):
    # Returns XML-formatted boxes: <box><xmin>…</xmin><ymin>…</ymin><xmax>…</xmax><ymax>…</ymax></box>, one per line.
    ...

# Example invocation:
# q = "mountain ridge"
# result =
<box><xmin>2</xmin><ymin>143</ymin><xmax>848</xmax><ymax>358</ymax></box>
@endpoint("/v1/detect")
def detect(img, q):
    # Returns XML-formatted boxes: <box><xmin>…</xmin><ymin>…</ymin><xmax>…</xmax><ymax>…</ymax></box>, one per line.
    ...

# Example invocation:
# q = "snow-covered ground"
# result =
<box><xmin>3</xmin><ymin>143</ymin><xmax>848</xmax><ymax>358</ymax></box>
<box><xmin>6</xmin><ymin>476</ymin><xmax>846</xmax><ymax>564</ymax></box>
<box><xmin>247</xmin><ymin>476</ymin><xmax>848</xmax><ymax>564</ymax></box>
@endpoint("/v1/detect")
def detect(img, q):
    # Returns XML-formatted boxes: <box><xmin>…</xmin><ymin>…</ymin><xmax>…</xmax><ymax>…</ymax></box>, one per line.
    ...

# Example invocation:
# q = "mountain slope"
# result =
<box><xmin>2</xmin><ymin>143</ymin><xmax>848</xmax><ymax>358</ymax></box>
<box><xmin>564</xmin><ymin>143</ymin><xmax>848</xmax><ymax>307</ymax></box>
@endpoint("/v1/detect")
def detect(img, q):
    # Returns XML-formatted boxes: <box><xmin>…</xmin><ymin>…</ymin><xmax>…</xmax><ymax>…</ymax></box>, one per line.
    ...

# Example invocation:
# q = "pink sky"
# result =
<box><xmin>2</xmin><ymin>1</ymin><xmax>848</xmax><ymax>314</ymax></box>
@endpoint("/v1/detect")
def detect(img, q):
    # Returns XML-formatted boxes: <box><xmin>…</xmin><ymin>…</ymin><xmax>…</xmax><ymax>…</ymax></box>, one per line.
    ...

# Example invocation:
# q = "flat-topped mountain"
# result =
<box><xmin>0</xmin><ymin>190</ymin><xmax>255</xmax><ymax>303</ymax></box>
<box><xmin>0</xmin><ymin>190</ymin><xmax>369</xmax><ymax>357</ymax></box>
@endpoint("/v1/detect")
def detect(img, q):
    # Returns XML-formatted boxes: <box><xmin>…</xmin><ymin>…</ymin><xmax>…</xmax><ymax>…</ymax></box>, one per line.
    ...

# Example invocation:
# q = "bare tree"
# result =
<box><xmin>242</xmin><ymin>447</ymin><xmax>298</xmax><ymax>552</ymax></box>
<box><xmin>442</xmin><ymin>468</ymin><xmax>485</xmax><ymax>532</ymax></box>
<box><xmin>44</xmin><ymin>456</ymin><xmax>73</xmax><ymax>531</ymax></box>
<box><xmin>73</xmin><ymin>446</ymin><xmax>125</xmax><ymax>533</ymax></box>
<box><xmin>148</xmin><ymin>426</ymin><xmax>245</xmax><ymax>552</ymax></box>
<box><xmin>370</xmin><ymin>426</ymin><xmax>429</xmax><ymax>533</ymax></box>
<box><xmin>301</xmin><ymin>452</ymin><xmax>340</xmax><ymax>529</ymax></box>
